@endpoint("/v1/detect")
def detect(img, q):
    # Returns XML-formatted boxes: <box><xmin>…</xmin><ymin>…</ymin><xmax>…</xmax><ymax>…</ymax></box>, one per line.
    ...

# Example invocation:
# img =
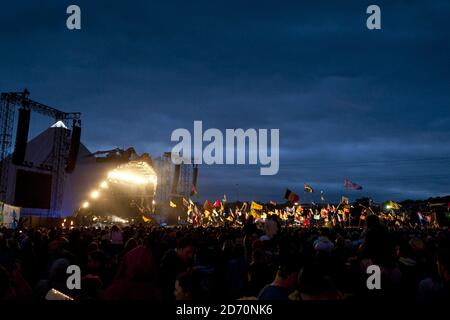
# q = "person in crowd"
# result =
<box><xmin>227</xmin><ymin>243</ymin><xmax>247</xmax><ymax>299</ymax></box>
<box><xmin>104</xmin><ymin>246</ymin><xmax>162</xmax><ymax>300</ymax></box>
<box><xmin>291</xmin><ymin>262</ymin><xmax>343</xmax><ymax>300</ymax></box>
<box><xmin>246</xmin><ymin>248</ymin><xmax>273</xmax><ymax>297</ymax></box>
<box><xmin>264</xmin><ymin>214</ymin><xmax>279</xmax><ymax>239</ymax></box>
<box><xmin>86</xmin><ymin>250</ymin><xmax>113</xmax><ymax>288</ymax></box>
<box><xmin>160</xmin><ymin>237</ymin><xmax>195</xmax><ymax>300</ymax></box>
<box><xmin>174</xmin><ymin>272</ymin><xmax>205</xmax><ymax>300</ymax></box>
<box><xmin>0</xmin><ymin>265</ymin><xmax>15</xmax><ymax>300</ymax></box>
<box><xmin>435</xmin><ymin>247</ymin><xmax>450</xmax><ymax>300</ymax></box>
<box><xmin>34</xmin><ymin>258</ymin><xmax>72</xmax><ymax>299</ymax></box>
<box><xmin>258</xmin><ymin>258</ymin><xmax>299</xmax><ymax>300</ymax></box>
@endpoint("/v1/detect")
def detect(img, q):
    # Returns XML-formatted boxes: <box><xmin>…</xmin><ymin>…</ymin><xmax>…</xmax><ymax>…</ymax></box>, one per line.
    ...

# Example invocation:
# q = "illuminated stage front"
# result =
<box><xmin>77</xmin><ymin>160</ymin><xmax>158</xmax><ymax>220</ymax></box>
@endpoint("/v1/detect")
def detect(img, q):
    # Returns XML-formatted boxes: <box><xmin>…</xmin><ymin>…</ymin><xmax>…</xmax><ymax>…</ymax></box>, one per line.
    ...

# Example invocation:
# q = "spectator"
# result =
<box><xmin>104</xmin><ymin>246</ymin><xmax>162</xmax><ymax>300</ymax></box>
<box><xmin>258</xmin><ymin>258</ymin><xmax>299</xmax><ymax>300</ymax></box>
<box><xmin>160</xmin><ymin>237</ymin><xmax>195</xmax><ymax>299</ymax></box>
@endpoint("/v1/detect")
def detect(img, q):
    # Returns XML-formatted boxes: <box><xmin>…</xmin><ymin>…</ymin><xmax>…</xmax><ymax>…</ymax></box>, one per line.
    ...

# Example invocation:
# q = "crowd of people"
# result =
<box><xmin>0</xmin><ymin>214</ymin><xmax>449</xmax><ymax>301</ymax></box>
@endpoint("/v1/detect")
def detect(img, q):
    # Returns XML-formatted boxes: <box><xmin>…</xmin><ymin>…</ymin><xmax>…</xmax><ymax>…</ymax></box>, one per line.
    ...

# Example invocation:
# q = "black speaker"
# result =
<box><xmin>12</xmin><ymin>108</ymin><xmax>31</xmax><ymax>165</ymax></box>
<box><xmin>65</xmin><ymin>123</ymin><xmax>81</xmax><ymax>173</ymax></box>
<box><xmin>171</xmin><ymin>164</ymin><xmax>181</xmax><ymax>194</ymax></box>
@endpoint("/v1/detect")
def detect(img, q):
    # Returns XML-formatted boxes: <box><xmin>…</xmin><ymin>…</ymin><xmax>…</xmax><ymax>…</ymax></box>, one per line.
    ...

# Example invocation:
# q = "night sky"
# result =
<box><xmin>1</xmin><ymin>1</ymin><xmax>449</xmax><ymax>203</ymax></box>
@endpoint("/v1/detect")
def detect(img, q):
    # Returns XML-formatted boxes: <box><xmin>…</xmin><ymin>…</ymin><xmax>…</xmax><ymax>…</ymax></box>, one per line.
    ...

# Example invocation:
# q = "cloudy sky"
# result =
<box><xmin>1</xmin><ymin>0</ymin><xmax>449</xmax><ymax>203</ymax></box>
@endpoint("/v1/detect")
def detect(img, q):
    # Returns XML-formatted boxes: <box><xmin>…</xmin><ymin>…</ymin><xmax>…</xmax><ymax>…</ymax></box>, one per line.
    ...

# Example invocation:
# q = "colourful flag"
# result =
<box><xmin>417</xmin><ymin>212</ymin><xmax>424</xmax><ymax>225</ymax></box>
<box><xmin>203</xmin><ymin>200</ymin><xmax>214</xmax><ymax>211</ymax></box>
<box><xmin>213</xmin><ymin>199</ymin><xmax>221</xmax><ymax>208</ymax></box>
<box><xmin>341</xmin><ymin>196</ymin><xmax>349</xmax><ymax>205</ymax></box>
<box><xmin>284</xmin><ymin>189</ymin><xmax>300</xmax><ymax>202</ymax></box>
<box><xmin>182</xmin><ymin>198</ymin><xmax>190</xmax><ymax>207</ymax></box>
<box><xmin>142</xmin><ymin>215</ymin><xmax>151</xmax><ymax>223</ymax></box>
<box><xmin>344</xmin><ymin>179</ymin><xmax>363</xmax><ymax>190</ymax></box>
<box><xmin>222</xmin><ymin>195</ymin><xmax>227</xmax><ymax>202</ymax></box>
<box><xmin>304</xmin><ymin>184</ymin><xmax>314</xmax><ymax>193</ymax></box>
<box><xmin>191</xmin><ymin>184</ymin><xmax>199</xmax><ymax>197</ymax></box>
<box><xmin>250</xmin><ymin>201</ymin><xmax>263</xmax><ymax>211</ymax></box>
<box><xmin>385</xmin><ymin>201</ymin><xmax>401</xmax><ymax>210</ymax></box>
<box><xmin>189</xmin><ymin>198</ymin><xmax>195</xmax><ymax>206</ymax></box>
<box><xmin>169</xmin><ymin>201</ymin><xmax>177</xmax><ymax>208</ymax></box>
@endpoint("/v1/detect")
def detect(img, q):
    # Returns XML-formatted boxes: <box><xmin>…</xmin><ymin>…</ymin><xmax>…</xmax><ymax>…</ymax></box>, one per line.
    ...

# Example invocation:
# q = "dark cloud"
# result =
<box><xmin>1</xmin><ymin>0</ymin><xmax>449</xmax><ymax>202</ymax></box>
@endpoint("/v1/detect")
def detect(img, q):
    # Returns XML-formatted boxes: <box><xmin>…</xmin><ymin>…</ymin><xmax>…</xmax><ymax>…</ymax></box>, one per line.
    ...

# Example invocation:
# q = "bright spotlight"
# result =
<box><xmin>107</xmin><ymin>161</ymin><xmax>157</xmax><ymax>186</ymax></box>
<box><xmin>82</xmin><ymin>201</ymin><xmax>90</xmax><ymax>209</ymax></box>
<box><xmin>90</xmin><ymin>190</ymin><xmax>100</xmax><ymax>199</ymax></box>
<box><xmin>152</xmin><ymin>200</ymin><xmax>156</xmax><ymax>205</ymax></box>
<box><xmin>100</xmin><ymin>181</ymin><xmax>108</xmax><ymax>189</ymax></box>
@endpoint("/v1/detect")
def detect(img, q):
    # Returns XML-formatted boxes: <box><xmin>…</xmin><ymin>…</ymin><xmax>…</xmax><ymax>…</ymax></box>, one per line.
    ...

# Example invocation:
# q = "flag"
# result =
<box><xmin>341</xmin><ymin>196</ymin><xmax>349</xmax><ymax>205</ymax></box>
<box><xmin>169</xmin><ymin>201</ymin><xmax>177</xmax><ymax>208</ymax></box>
<box><xmin>2</xmin><ymin>204</ymin><xmax>20</xmax><ymax>229</ymax></box>
<box><xmin>213</xmin><ymin>199</ymin><xmax>221</xmax><ymax>208</ymax></box>
<box><xmin>344</xmin><ymin>179</ymin><xmax>363</xmax><ymax>190</ymax></box>
<box><xmin>284</xmin><ymin>189</ymin><xmax>300</xmax><ymax>202</ymax></box>
<box><xmin>269</xmin><ymin>200</ymin><xmax>277</xmax><ymax>206</ymax></box>
<box><xmin>203</xmin><ymin>200</ymin><xmax>214</xmax><ymax>212</ymax></box>
<box><xmin>182</xmin><ymin>198</ymin><xmax>190</xmax><ymax>207</ymax></box>
<box><xmin>385</xmin><ymin>201</ymin><xmax>401</xmax><ymax>210</ymax></box>
<box><xmin>240</xmin><ymin>202</ymin><xmax>248</xmax><ymax>212</ymax></box>
<box><xmin>191</xmin><ymin>184</ymin><xmax>199</xmax><ymax>197</ymax></box>
<box><xmin>142</xmin><ymin>215</ymin><xmax>151</xmax><ymax>223</ymax></box>
<box><xmin>250</xmin><ymin>201</ymin><xmax>263</xmax><ymax>211</ymax></box>
<box><xmin>222</xmin><ymin>194</ymin><xmax>227</xmax><ymax>202</ymax></box>
<box><xmin>417</xmin><ymin>212</ymin><xmax>424</xmax><ymax>225</ymax></box>
<box><xmin>189</xmin><ymin>198</ymin><xmax>195</xmax><ymax>207</ymax></box>
<box><xmin>304</xmin><ymin>184</ymin><xmax>314</xmax><ymax>193</ymax></box>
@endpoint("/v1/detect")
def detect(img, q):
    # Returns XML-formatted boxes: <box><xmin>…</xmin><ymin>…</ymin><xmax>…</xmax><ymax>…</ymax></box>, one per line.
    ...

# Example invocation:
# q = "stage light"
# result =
<box><xmin>82</xmin><ymin>201</ymin><xmax>90</xmax><ymax>209</ymax></box>
<box><xmin>108</xmin><ymin>171</ymin><xmax>148</xmax><ymax>185</ymax></box>
<box><xmin>100</xmin><ymin>181</ymin><xmax>108</xmax><ymax>189</ymax></box>
<box><xmin>91</xmin><ymin>190</ymin><xmax>100</xmax><ymax>199</ymax></box>
<box><xmin>107</xmin><ymin>161</ymin><xmax>158</xmax><ymax>186</ymax></box>
<box><xmin>111</xmin><ymin>215</ymin><xmax>126</xmax><ymax>223</ymax></box>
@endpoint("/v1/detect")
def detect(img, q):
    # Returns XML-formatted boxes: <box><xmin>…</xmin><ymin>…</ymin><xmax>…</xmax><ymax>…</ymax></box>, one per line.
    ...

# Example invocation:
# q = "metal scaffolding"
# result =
<box><xmin>0</xmin><ymin>89</ymin><xmax>81</xmax><ymax>217</ymax></box>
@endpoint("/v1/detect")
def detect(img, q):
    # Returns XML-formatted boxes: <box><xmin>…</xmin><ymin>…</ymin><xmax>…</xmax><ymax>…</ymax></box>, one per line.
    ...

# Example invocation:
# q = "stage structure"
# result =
<box><xmin>153</xmin><ymin>152</ymin><xmax>199</xmax><ymax>222</ymax></box>
<box><xmin>0</xmin><ymin>89</ymin><xmax>81</xmax><ymax>217</ymax></box>
<box><xmin>76</xmin><ymin>158</ymin><xmax>158</xmax><ymax>219</ymax></box>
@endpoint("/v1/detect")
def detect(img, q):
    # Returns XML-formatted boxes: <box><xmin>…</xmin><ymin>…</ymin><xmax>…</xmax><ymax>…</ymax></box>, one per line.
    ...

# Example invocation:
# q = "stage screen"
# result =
<box><xmin>14</xmin><ymin>169</ymin><xmax>52</xmax><ymax>209</ymax></box>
